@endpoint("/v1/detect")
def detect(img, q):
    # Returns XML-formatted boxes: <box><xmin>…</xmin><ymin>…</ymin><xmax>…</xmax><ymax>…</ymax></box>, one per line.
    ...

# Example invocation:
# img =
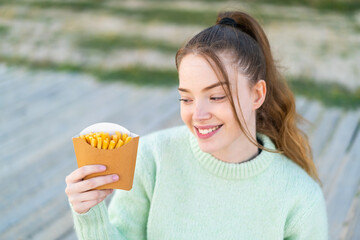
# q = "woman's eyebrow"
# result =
<box><xmin>178</xmin><ymin>82</ymin><xmax>228</xmax><ymax>93</ymax></box>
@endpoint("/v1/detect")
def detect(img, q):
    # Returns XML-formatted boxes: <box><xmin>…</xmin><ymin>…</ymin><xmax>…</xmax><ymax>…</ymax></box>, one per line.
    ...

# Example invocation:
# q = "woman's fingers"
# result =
<box><xmin>65</xmin><ymin>165</ymin><xmax>119</xmax><ymax>214</ymax></box>
<box><xmin>65</xmin><ymin>165</ymin><xmax>106</xmax><ymax>184</ymax></box>
<box><xmin>72</xmin><ymin>189</ymin><xmax>114</xmax><ymax>203</ymax></box>
<box><xmin>72</xmin><ymin>174</ymin><xmax>119</xmax><ymax>193</ymax></box>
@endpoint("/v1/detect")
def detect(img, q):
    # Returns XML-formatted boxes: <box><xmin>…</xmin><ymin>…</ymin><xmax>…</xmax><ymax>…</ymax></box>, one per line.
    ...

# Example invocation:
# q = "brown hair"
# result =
<box><xmin>175</xmin><ymin>11</ymin><xmax>321</xmax><ymax>185</ymax></box>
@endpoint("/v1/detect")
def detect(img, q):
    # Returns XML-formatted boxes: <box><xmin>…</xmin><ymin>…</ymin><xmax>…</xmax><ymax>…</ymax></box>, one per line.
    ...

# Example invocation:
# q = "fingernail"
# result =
<box><xmin>112</xmin><ymin>174</ymin><xmax>119</xmax><ymax>180</ymax></box>
<box><xmin>100</xmin><ymin>166</ymin><xmax>106</xmax><ymax>171</ymax></box>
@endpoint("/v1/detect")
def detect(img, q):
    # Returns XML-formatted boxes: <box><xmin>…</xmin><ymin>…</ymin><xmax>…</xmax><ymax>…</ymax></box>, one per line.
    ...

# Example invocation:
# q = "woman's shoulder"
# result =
<box><xmin>260</xmin><ymin>133</ymin><xmax>323</xmax><ymax>196</ymax></box>
<box><xmin>275</xmin><ymin>156</ymin><xmax>328</xmax><ymax>237</ymax></box>
<box><xmin>274</xmin><ymin>154</ymin><xmax>324</xmax><ymax>202</ymax></box>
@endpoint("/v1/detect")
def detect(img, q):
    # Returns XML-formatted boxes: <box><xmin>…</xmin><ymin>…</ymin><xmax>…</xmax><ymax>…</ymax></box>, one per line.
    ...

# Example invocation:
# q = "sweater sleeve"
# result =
<box><xmin>70</xmin><ymin>138</ymin><xmax>156</xmax><ymax>240</ymax></box>
<box><xmin>284</xmin><ymin>184</ymin><xmax>329</xmax><ymax>240</ymax></box>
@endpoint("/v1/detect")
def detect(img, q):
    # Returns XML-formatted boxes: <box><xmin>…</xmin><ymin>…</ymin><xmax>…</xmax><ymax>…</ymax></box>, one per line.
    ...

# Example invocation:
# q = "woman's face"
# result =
<box><xmin>178</xmin><ymin>53</ymin><xmax>262</xmax><ymax>156</ymax></box>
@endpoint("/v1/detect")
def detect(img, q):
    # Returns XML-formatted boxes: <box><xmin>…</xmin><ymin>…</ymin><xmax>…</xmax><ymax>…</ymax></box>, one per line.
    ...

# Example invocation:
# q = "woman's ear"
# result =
<box><xmin>252</xmin><ymin>80</ymin><xmax>266</xmax><ymax>110</ymax></box>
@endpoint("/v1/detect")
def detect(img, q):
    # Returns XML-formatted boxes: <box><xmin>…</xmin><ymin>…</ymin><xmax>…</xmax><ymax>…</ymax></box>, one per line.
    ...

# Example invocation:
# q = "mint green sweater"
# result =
<box><xmin>70</xmin><ymin>125</ymin><xmax>328</xmax><ymax>240</ymax></box>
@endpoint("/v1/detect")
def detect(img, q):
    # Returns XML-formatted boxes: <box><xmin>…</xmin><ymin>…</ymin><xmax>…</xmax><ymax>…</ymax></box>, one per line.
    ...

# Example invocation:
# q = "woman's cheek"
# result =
<box><xmin>180</xmin><ymin>106</ymin><xmax>192</xmax><ymax>125</ymax></box>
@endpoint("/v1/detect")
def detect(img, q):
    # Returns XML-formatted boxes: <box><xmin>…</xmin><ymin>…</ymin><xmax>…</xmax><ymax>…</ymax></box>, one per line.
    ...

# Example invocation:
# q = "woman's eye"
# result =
<box><xmin>210</xmin><ymin>96</ymin><xmax>226</xmax><ymax>101</ymax></box>
<box><xmin>179</xmin><ymin>98</ymin><xmax>192</xmax><ymax>103</ymax></box>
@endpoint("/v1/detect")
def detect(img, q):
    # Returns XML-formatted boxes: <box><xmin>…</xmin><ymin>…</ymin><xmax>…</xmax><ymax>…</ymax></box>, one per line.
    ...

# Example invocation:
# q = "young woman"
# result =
<box><xmin>65</xmin><ymin>11</ymin><xmax>328</xmax><ymax>239</ymax></box>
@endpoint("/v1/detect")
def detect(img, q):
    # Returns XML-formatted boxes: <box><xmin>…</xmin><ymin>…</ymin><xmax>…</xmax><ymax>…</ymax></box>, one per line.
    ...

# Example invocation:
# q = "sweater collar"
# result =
<box><xmin>188</xmin><ymin>129</ymin><xmax>276</xmax><ymax>180</ymax></box>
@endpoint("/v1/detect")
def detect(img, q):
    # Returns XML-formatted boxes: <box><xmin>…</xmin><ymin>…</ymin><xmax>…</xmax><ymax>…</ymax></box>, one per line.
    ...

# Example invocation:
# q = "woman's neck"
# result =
<box><xmin>211</xmin><ymin>132</ymin><xmax>260</xmax><ymax>164</ymax></box>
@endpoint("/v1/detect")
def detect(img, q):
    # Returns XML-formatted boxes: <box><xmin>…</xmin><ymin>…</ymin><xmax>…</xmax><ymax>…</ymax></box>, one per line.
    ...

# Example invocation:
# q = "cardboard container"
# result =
<box><xmin>72</xmin><ymin>122</ymin><xmax>139</xmax><ymax>191</ymax></box>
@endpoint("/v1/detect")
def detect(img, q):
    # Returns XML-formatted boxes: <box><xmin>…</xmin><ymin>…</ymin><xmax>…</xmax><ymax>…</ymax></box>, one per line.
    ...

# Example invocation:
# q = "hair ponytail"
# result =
<box><xmin>176</xmin><ymin>11</ymin><xmax>321</xmax><ymax>185</ymax></box>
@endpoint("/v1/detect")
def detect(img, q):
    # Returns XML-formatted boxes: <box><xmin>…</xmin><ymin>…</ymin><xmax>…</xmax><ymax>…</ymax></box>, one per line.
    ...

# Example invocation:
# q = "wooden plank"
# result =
<box><xmin>0</xmin><ymin>68</ymin><xmax>32</xmax><ymax>98</ymax></box>
<box><xmin>1</xmin><ymin>71</ymin><xmax>65</xmax><ymax>108</ymax></box>
<box><xmin>318</xmin><ymin>111</ymin><xmax>360</xmax><ymax>191</ymax></box>
<box><xmin>323</xmin><ymin>120</ymin><xmax>360</xmax><ymax>240</ymax></box>
<box><xmin>0</xmin><ymin>73</ymin><xmax>95</xmax><ymax>126</ymax></box>
<box><xmin>131</xmin><ymin>88</ymin><xmax>180</xmax><ymax>135</ymax></box>
<box><xmin>309</xmin><ymin>108</ymin><xmax>341</xmax><ymax>162</ymax></box>
<box><xmin>60</xmin><ymin>231</ymin><xmax>77</xmax><ymax>240</ymax></box>
<box><xmin>0</xmin><ymin>143</ymin><xmax>76</xmax><ymax>213</ymax></box>
<box><xmin>0</xmin><ymin>67</ymin><xmax>19</xmax><ymax>90</ymax></box>
<box><xmin>0</xmin><ymin>63</ymin><xmax>9</xmax><ymax>78</ymax></box>
<box><xmin>1</xmin><ymin>190</ymin><xmax>69</xmax><ymax>239</ymax></box>
<box><xmin>105</xmin><ymin>86</ymin><xmax>174</xmax><ymax>135</ymax></box>
<box><xmin>348</xmin><ymin>201</ymin><xmax>360</xmax><ymax>240</ymax></box>
<box><xmin>341</xmin><ymin>183</ymin><xmax>360</xmax><ymax>240</ymax></box>
<box><xmin>0</xmin><ymin>73</ymin><xmax>98</xmax><ymax>143</ymax></box>
<box><xmin>31</xmin><ymin>211</ymin><xmax>74</xmax><ymax>240</ymax></box>
<box><xmin>161</xmin><ymin>112</ymin><xmax>184</xmax><ymax>130</ymax></box>
<box><xmin>0</xmin><ymin>152</ymin><xmax>74</xmax><ymax>233</ymax></box>
<box><xmin>297</xmin><ymin>101</ymin><xmax>324</xmax><ymax>136</ymax></box>
<box><xmin>1</xmin><ymin>71</ymin><xmax>63</xmax><ymax>112</ymax></box>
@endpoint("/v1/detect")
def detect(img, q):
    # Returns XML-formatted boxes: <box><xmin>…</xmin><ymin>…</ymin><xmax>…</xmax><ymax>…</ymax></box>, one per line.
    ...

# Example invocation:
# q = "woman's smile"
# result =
<box><xmin>194</xmin><ymin>124</ymin><xmax>223</xmax><ymax>139</ymax></box>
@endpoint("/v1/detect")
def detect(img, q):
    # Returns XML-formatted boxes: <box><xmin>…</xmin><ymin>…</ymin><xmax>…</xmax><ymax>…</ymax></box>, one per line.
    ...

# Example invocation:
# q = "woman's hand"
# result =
<box><xmin>65</xmin><ymin>165</ymin><xmax>119</xmax><ymax>214</ymax></box>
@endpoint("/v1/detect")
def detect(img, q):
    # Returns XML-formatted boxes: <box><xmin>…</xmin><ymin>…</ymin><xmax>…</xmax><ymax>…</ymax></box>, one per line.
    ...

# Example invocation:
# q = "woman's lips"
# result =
<box><xmin>194</xmin><ymin>125</ymin><xmax>223</xmax><ymax>139</ymax></box>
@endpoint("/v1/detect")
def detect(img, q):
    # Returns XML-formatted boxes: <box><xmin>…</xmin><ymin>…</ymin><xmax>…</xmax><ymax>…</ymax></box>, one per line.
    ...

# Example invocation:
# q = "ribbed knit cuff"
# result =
<box><xmin>70</xmin><ymin>201</ymin><xmax>111</xmax><ymax>239</ymax></box>
<box><xmin>188</xmin><ymin>130</ymin><xmax>276</xmax><ymax>180</ymax></box>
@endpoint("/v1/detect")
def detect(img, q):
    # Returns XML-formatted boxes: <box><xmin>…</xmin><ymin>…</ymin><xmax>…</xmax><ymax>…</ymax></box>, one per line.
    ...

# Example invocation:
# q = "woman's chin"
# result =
<box><xmin>197</xmin><ymin>141</ymin><xmax>219</xmax><ymax>154</ymax></box>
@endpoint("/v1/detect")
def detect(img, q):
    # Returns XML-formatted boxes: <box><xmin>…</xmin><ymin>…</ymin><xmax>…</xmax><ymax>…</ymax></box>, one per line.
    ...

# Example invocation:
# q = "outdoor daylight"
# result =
<box><xmin>0</xmin><ymin>0</ymin><xmax>359</xmax><ymax>239</ymax></box>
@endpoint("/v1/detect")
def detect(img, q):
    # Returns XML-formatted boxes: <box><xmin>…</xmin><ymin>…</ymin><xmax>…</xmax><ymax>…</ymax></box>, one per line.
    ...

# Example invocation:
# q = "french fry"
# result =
<box><xmin>115</xmin><ymin>139</ymin><xmax>124</xmax><ymax>148</ymax></box>
<box><xmin>97</xmin><ymin>137</ymin><xmax>102</xmax><ymax>149</ymax></box>
<box><xmin>115</xmin><ymin>131</ymin><xmax>121</xmax><ymax>140</ymax></box>
<box><xmin>121</xmin><ymin>133</ymin><xmax>128</xmax><ymax>142</ymax></box>
<box><xmin>109</xmin><ymin>140</ymin><xmax>116</xmax><ymax>149</ymax></box>
<box><xmin>102</xmin><ymin>138</ymin><xmax>109</xmax><ymax>149</ymax></box>
<box><xmin>100</xmin><ymin>132</ymin><xmax>109</xmax><ymax>142</ymax></box>
<box><xmin>95</xmin><ymin>132</ymin><xmax>101</xmax><ymax>139</ymax></box>
<box><xmin>124</xmin><ymin>136</ymin><xmax>132</xmax><ymax>145</ymax></box>
<box><xmin>85</xmin><ymin>134</ymin><xmax>92</xmax><ymax>144</ymax></box>
<box><xmin>90</xmin><ymin>136</ymin><xmax>97</xmax><ymax>147</ymax></box>
<box><xmin>112</xmin><ymin>134</ymin><xmax>118</xmax><ymax>143</ymax></box>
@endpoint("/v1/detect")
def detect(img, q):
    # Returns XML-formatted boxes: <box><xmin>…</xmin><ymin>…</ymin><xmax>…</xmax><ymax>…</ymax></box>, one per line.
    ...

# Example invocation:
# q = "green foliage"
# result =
<box><xmin>0</xmin><ymin>55</ymin><xmax>178</xmax><ymax>87</ymax></box>
<box><xmin>77</xmin><ymin>34</ymin><xmax>179</xmax><ymax>53</ymax></box>
<box><xmin>287</xmin><ymin>76</ymin><xmax>360</xmax><ymax>110</ymax></box>
<box><xmin>3</xmin><ymin>1</ymin><xmax>217</xmax><ymax>26</ymax></box>
<box><xmin>17</xmin><ymin>1</ymin><xmax>101</xmax><ymax>11</ymax></box>
<box><xmin>110</xmin><ymin>8</ymin><xmax>216</xmax><ymax>26</ymax></box>
<box><xmin>154</xmin><ymin>0</ymin><xmax>360</xmax><ymax>14</ymax></box>
<box><xmin>94</xmin><ymin>66</ymin><xmax>178</xmax><ymax>87</ymax></box>
<box><xmin>0</xmin><ymin>25</ymin><xmax>9</xmax><ymax>35</ymax></box>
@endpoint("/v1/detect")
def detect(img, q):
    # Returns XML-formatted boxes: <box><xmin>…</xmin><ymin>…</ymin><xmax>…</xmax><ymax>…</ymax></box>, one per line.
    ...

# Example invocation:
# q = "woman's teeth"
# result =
<box><xmin>198</xmin><ymin>125</ymin><xmax>221</xmax><ymax>134</ymax></box>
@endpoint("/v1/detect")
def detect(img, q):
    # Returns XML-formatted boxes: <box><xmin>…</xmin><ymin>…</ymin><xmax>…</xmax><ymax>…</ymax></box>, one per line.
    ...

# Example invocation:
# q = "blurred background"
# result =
<box><xmin>0</xmin><ymin>0</ymin><xmax>359</xmax><ymax>239</ymax></box>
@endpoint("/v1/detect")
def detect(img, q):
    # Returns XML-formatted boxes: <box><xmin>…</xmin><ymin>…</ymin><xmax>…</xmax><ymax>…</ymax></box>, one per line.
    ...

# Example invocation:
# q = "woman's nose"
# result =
<box><xmin>193</xmin><ymin>102</ymin><xmax>211</xmax><ymax>121</ymax></box>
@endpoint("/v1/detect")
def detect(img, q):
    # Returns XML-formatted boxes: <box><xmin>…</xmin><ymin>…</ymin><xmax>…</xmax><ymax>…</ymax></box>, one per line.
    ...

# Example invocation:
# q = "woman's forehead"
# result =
<box><xmin>178</xmin><ymin>53</ymin><xmax>248</xmax><ymax>89</ymax></box>
<box><xmin>179</xmin><ymin>55</ymin><xmax>218</xmax><ymax>82</ymax></box>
